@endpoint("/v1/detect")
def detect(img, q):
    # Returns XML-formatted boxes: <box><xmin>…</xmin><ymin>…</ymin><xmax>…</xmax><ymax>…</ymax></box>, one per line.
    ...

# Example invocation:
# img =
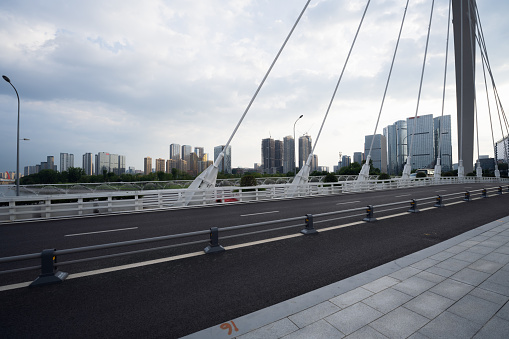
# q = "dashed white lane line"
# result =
<box><xmin>395</xmin><ymin>194</ymin><xmax>411</xmax><ymax>198</ymax></box>
<box><xmin>336</xmin><ymin>201</ymin><xmax>361</xmax><ymax>205</ymax></box>
<box><xmin>65</xmin><ymin>227</ymin><xmax>138</xmax><ymax>237</ymax></box>
<box><xmin>240</xmin><ymin>211</ymin><xmax>279</xmax><ymax>217</ymax></box>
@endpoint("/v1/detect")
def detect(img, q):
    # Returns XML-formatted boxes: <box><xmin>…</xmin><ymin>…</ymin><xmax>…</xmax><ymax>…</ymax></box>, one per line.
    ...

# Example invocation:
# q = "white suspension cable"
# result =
<box><xmin>434</xmin><ymin>0</ymin><xmax>452</xmax><ymax>178</ymax></box>
<box><xmin>402</xmin><ymin>0</ymin><xmax>435</xmax><ymax>179</ymax></box>
<box><xmin>311</xmin><ymin>0</ymin><xmax>371</xmax><ymax>155</ymax></box>
<box><xmin>361</xmin><ymin>0</ymin><xmax>410</xmax><ymax>180</ymax></box>
<box><xmin>181</xmin><ymin>0</ymin><xmax>312</xmax><ymax>205</ymax></box>
<box><xmin>290</xmin><ymin>0</ymin><xmax>372</xmax><ymax>190</ymax></box>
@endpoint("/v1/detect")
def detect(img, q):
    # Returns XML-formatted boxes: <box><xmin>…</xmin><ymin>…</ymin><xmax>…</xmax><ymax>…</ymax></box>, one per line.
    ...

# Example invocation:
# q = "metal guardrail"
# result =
<box><xmin>1</xmin><ymin>186</ymin><xmax>507</xmax><ymax>288</ymax></box>
<box><xmin>1</xmin><ymin>177</ymin><xmax>508</xmax><ymax>223</ymax></box>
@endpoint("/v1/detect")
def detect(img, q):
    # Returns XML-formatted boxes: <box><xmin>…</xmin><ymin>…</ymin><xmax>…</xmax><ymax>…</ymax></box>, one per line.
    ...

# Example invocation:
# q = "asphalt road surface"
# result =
<box><xmin>1</xmin><ymin>184</ymin><xmax>509</xmax><ymax>338</ymax></box>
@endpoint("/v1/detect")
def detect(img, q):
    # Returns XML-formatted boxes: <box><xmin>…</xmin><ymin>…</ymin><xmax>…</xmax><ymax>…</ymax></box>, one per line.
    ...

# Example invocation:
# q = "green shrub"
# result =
<box><xmin>240</xmin><ymin>174</ymin><xmax>257</xmax><ymax>187</ymax></box>
<box><xmin>378</xmin><ymin>173</ymin><xmax>391</xmax><ymax>180</ymax></box>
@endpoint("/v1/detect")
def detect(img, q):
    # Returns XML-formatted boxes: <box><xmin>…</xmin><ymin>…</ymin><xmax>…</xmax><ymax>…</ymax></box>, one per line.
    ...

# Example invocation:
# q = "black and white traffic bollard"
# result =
<box><xmin>204</xmin><ymin>227</ymin><xmax>225</xmax><ymax>254</ymax></box>
<box><xmin>363</xmin><ymin>205</ymin><xmax>377</xmax><ymax>222</ymax></box>
<box><xmin>464</xmin><ymin>191</ymin><xmax>470</xmax><ymax>202</ymax></box>
<box><xmin>301</xmin><ymin>214</ymin><xmax>318</xmax><ymax>235</ymax></box>
<box><xmin>434</xmin><ymin>195</ymin><xmax>444</xmax><ymax>208</ymax></box>
<box><xmin>30</xmin><ymin>249</ymin><xmax>68</xmax><ymax>287</ymax></box>
<box><xmin>408</xmin><ymin>199</ymin><xmax>419</xmax><ymax>213</ymax></box>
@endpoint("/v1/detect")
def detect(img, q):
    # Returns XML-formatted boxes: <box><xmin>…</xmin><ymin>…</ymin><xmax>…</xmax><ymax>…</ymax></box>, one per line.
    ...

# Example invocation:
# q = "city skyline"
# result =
<box><xmin>1</xmin><ymin>1</ymin><xmax>508</xmax><ymax>174</ymax></box>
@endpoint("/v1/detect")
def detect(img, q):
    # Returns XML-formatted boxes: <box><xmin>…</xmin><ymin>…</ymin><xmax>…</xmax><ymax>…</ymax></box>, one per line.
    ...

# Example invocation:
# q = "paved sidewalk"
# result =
<box><xmin>185</xmin><ymin>215</ymin><xmax>509</xmax><ymax>339</ymax></box>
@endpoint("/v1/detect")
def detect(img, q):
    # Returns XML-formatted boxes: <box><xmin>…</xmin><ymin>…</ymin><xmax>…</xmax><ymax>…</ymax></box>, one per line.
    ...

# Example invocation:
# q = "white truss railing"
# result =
<box><xmin>0</xmin><ymin>176</ymin><xmax>507</xmax><ymax>222</ymax></box>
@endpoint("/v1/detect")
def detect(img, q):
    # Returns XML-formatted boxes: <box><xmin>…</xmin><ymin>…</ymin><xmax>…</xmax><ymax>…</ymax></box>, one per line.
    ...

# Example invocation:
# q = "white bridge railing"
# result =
<box><xmin>0</xmin><ymin>176</ymin><xmax>507</xmax><ymax>222</ymax></box>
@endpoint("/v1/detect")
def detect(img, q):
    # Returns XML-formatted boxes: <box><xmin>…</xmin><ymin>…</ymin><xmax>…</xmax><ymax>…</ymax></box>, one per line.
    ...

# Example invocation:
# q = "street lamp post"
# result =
<box><xmin>2</xmin><ymin>75</ymin><xmax>21</xmax><ymax>196</ymax></box>
<box><xmin>293</xmin><ymin>114</ymin><xmax>303</xmax><ymax>174</ymax></box>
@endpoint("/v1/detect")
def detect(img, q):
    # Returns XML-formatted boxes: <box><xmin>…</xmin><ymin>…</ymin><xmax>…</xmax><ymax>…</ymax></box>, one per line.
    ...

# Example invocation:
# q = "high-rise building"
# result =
<box><xmin>311</xmin><ymin>154</ymin><xmax>319</xmax><ymax>172</ymax></box>
<box><xmin>407</xmin><ymin>114</ymin><xmax>434</xmax><ymax>170</ymax></box>
<box><xmin>214</xmin><ymin>145</ymin><xmax>232</xmax><ymax>174</ymax></box>
<box><xmin>155</xmin><ymin>158</ymin><xmax>165</xmax><ymax>173</ymax></box>
<box><xmin>283</xmin><ymin>136</ymin><xmax>295</xmax><ymax>174</ymax></box>
<box><xmin>275</xmin><ymin>140</ymin><xmax>284</xmax><ymax>173</ymax></box>
<box><xmin>384</xmin><ymin>120</ymin><xmax>407</xmax><ymax>175</ymax></box>
<box><xmin>364</xmin><ymin>134</ymin><xmax>387</xmax><ymax>173</ymax></box>
<box><xmin>59</xmin><ymin>153</ymin><xmax>74</xmax><ymax>172</ymax></box>
<box><xmin>495</xmin><ymin>136</ymin><xmax>509</xmax><ymax>163</ymax></box>
<box><xmin>181</xmin><ymin>145</ymin><xmax>192</xmax><ymax>170</ymax></box>
<box><xmin>117</xmin><ymin>155</ymin><xmax>126</xmax><ymax>175</ymax></box>
<box><xmin>353</xmin><ymin>152</ymin><xmax>364</xmax><ymax>165</ymax></box>
<box><xmin>169</xmin><ymin>144</ymin><xmax>181</xmax><ymax>160</ymax></box>
<box><xmin>342</xmin><ymin>155</ymin><xmax>351</xmax><ymax>168</ymax></box>
<box><xmin>434</xmin><ymin>115</ymin><xmax>453</xmax><ymax>171</ymax></box>
<box><xmin>144</xmin><ymin>157</ymin><xmax>152</xmax><ymax>175</ymax></box>
<box><xmin>194</xmin><ymin>147</ymin><xmax>204</xmax><ymax>160</ymax></box>
<box><xmin>82</xmin><ymin>153</ymin><xmax>93</xmax><ymax>175</ymax></box>
<box><xmin>95</xmin><ymin>152</ymin><xmax>124</xmax><ymax>175</ymax></box>
<box><xmin>299</xmin><ymin>134</ymin><xmax>312</xmax><ymax>169</ymax></box>
<box><xmin>41</xmin><ymin>156</ymin><xmax>56</xmax><ymax>171</ymax></box>
<box><xmin>188</xmin><ymin>153</ymin><xmax>198</xmax><ymax>176</ymax></box>
<box><xmin>261</xmin><ymin>138</ymin><xmax>275</xmax><ymax>173</ymax></box>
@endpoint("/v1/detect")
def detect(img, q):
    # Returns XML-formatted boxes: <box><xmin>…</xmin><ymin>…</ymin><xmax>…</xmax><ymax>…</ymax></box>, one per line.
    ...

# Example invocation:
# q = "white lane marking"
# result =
<box><xmin>240</xmin><ymin>211</ymin><xmax>279</xmax><ymax>217</ymax></box>
<box><xmin>436</xmin><ymin>190</ymin><xmax>447</xmax><ymax>192</ymax></box>
<box><xmin>336</xmin><ymin>201</ymin><xmax>361</xmax><ymax>205</ymax></box>
<box><xmin>395</xmin><ymin>194</ymin><xmax>410</xmax><ymax>198</ymax></box>
<box><xmin>65</xmin><ymin>227</ymin><xmax>138</xmax><ymax>237</ymax></box>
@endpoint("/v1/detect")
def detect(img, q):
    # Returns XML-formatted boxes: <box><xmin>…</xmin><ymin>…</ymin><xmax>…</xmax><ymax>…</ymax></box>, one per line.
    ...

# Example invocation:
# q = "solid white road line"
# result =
<box><xmin>65</xmin><ymin>227</ymin><xmax>138</xmax><ymax>237</ymax></box>
<box><xmin>436</xmin><ymin>189</ymin><xmax>447</xmax><ymax>192</ymax></box>
<box><xmin>336</xmin><ymin>201</ymin><xmax>361</xmax><ymax>205</ymax></box>
<box><xmin>241</xmin><ymin>211</ymin><xmax>279</xmax><ymax>217</ymax></box>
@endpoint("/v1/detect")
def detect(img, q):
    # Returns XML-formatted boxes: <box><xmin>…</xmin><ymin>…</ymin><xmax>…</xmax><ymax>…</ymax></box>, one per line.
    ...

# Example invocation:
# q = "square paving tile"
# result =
<box><xmin>282</xmin><ymin>319</ymin><xmax>345</xmax><ymax>339</ymax></box>
<box><xmin>289</xmin><ymin>301</ymin><xmax>340</xmax><ymax>329</ymax></box>
<box><xmin>469</xmin><ymin>235</ymin><xmax>490</xmax><ymax>242</ymax></box>
<box><xmin>468</xmin><ymin>287</ymin><xmax>509</xmax><ymax>306</ymax></box>
<box><xmin>237</xmin><ymin>318</ymin><xmax>298</xmax><ymax>339</ymax></box>
<box><xmin>487</xmin><ymin>269</ymin><xmax>509</xmax><ymax>286</ymax></box>
<box><xmin>450</xmin><ymin>267</ymin><xmax>491</xmax><ymax>286</ymax></box>
<box><xmin>480</xmin><ymin>240</ymin><xmax>507</xmax><ymax>249</ymax></box>
<box><xmin>426</xmin><ymin>266</ymin><xmax>456</xmax><ymax>278</ymax></box>
<box><xmin>458</xmin><ymin>240</ymin><xmax>481</xmax><ymax>248</ymax></box>
<box><xmin>445</xmin><ymin>245</ymin><xmax>469</xmax><ymax>254</ymax></box>
<box><xmin>429</xmin><ymin>251</ymin><xmax>456</xmax><ymax>261</ymax></box>
<box><xmin>370</xmin><ymin>307</ymin><xmax>429</xmax><ymax>339</ymax></box>
<box><xmin>495</xmin><ymin>246</ymin><xmax>509</xmax><ymax>255</ymax></box>
<box><xmin>415</xmin><ymin>270</ymin><xmax>447</xmax><ymax>283</ymax></box>
<box><xmin>496</xmin><ymin>301</ymin><xmax>509</xmax><ymax>321</ymax></box>
<box><xmin>448</xmin><ymin>294</ymin><xmax>501</xmax><ymax>325</ymax></box>
<box><xmin>468</xmin><ymin>245</ymin><xmax>495</xmax><ymax>255</ymax></box>
<box><xmin>468</xmin><ymin>259</ymin><xmax>505</xmax><ymax>274</ymax></box>
<box><xmin>361</xmin><ymin>288</ymin><xmax>413</xmax><ymax>314</ymax></box>
<box><xmin>434</xmin><ymin>258</ymin><xmax>471</xmax><ymax>272</ymax></box>
<box><xmin>410</xmin><ymin>258</ymin><xmax>440</xmax><ymax>270</ymax></box>
<box><xmin>479</xmin><ymin>280</ymin><xmax>509</xmax><ymax>297</ymax></box>
<box><xmin>403</xmin><ymin>291</ymin><xmax>455</xmax><ymax>319</ymax></box>
<box><xmin>361</xmin><ymin>276</ymin><xmax>400</xmax><ymax>293</ymax></box>
<box><xmin>389</xmin><ymin>267</ymin><xmax>421</xmax><ymax>281</ymax></box>
<box><xmin>418</xmin><ymin>311</ymin><xmax>483</xmax><ymax>339</ymax></box>
<box><xmin>324</xmin><ymin>303</ymin><xmax>383</xmax><ymax>335</ymax></box>
<box><xmin>392</xmin><ymin>276</ymin><xmax>436</xmax><ymax>297</ymax></box>
<box><xmin>343</xmin><ymin>325</ymin><xmax>388</xmax><ymax>339</ymax></box>
<box><xmin>473</xmin><ymin>316</ymin><xmax>509</xmax><ymax>339</ymax></box>
<box><xmin>329</xmin><ymin>287</ymin><xmax>373</xmax><ymax>309</ymax></box>
<box><xmin>452</xmin><ymin>251</ymin><xmax>485</xmax><ymax>263</ymax></box>
<box><xmin>430</xmin><ymin>279</ymin><xmax>474</xmax><ymax>300</ymax></box>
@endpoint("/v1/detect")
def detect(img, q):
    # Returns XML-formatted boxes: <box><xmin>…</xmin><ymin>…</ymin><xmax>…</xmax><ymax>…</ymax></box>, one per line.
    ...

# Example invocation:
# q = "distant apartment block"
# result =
<box><xmin>59</xmin><ymin>153</ymin><xmax>74</xmax><ymax>172</ymax></box>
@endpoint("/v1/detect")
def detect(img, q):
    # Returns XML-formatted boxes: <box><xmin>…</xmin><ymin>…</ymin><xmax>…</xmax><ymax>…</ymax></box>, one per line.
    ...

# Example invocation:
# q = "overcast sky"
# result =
<box><xmin>1</xmin><ymin>0</ymin><xmax>508</xmax><ymax>174</ymax></box>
